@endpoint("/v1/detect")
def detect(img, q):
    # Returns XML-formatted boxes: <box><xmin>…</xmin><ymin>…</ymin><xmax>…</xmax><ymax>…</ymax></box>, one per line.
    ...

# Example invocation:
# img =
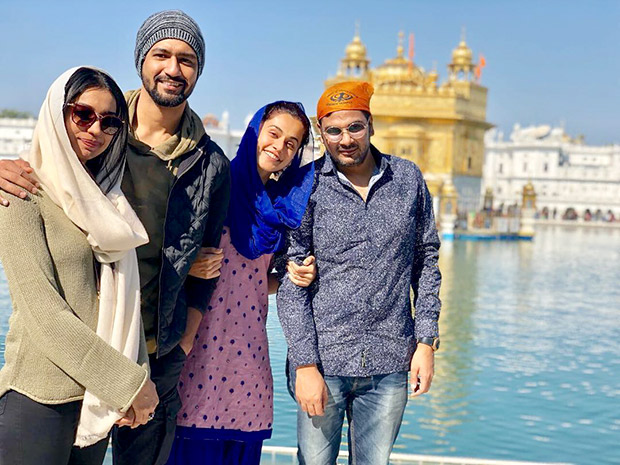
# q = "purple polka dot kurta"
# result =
<box><xmin>176</xmin><ymin>227</ymin><xmax>273</xmax><ymax>437</ymax></box>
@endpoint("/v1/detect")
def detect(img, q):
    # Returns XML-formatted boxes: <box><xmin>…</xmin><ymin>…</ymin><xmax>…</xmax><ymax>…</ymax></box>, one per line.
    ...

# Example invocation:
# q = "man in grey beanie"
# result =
<box><xmin>0</xmin><ymin>9</ymin><xmax>231</xmax><ymax>465</ymax></box>
<box><xmin>133</xmin><ymin>9</ymin><xmax>206</xmax><ymax>108</ymax></box>
<box><xmin>109</xmin><ymin>9</ymin><xmax>230</xmax><ymax>465</ymax></box>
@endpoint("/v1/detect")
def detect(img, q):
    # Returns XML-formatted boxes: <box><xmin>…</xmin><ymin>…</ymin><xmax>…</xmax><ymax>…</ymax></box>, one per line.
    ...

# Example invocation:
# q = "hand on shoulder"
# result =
<box><xmin>0</xmin><ymin>159</ymin><xmax>39</xmax><ymax>206</ymax></box>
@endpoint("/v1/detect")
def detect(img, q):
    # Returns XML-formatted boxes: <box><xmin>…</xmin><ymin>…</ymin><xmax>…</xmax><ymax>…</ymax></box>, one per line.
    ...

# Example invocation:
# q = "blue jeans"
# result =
<box><xmin>289</xmin><ymin>370</ymin><xmax>408</xmax><ymax>465</ymax></box>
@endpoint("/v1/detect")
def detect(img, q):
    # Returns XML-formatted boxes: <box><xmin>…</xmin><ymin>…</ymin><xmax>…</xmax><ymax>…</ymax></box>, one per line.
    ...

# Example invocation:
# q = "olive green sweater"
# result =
<box><xmin>0</xmin><ymin>191</ymin><xmax>148</xmax><ymax>411</ymax></box>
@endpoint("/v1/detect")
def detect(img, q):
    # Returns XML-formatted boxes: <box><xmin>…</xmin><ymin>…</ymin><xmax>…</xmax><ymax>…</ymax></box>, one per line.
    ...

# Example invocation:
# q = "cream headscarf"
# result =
<box><xmin>22</xmin><ymin>67</ymin><xmax>149</xmax><ymax>447</ymax></box>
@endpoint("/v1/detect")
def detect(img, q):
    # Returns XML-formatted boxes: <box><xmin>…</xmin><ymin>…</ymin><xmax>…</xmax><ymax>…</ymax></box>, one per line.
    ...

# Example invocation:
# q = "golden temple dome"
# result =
<box><xmin>373</xmin><ymin>31</ymin><xmax>425</xmax><ymax>87</ymax></box>
<box><xmin>345</xmin><ymin>34</ymin><xmax>368</xmax><ymax>60</ymax></box>
<box><xmin>452</xmin><ymin>40</ymin><xmax>473</xmax><ymax>66</ymax></box>
<box><xmin>331</xmin><ymin>25</ymin><xmax>371</xmax><ymax>82</ymax></box>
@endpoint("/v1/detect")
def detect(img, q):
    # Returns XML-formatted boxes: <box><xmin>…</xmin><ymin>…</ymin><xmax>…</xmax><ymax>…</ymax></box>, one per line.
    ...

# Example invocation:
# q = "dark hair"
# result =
<box><xmin>64</xmin><ymin>67</ymin><xmax>129</xmax><ymax>194</ymax></box>
<box><xmin>261</xmin><ymin>102</ymin><xmax>311</xmax><ymax>153</ymax></box>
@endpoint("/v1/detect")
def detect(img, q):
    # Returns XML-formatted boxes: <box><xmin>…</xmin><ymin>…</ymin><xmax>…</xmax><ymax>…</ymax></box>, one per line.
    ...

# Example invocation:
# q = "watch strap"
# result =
<box><xmin>416</xmin><ymin>337</ymin><xmax>440</xmax><ymax>352</ymax></box>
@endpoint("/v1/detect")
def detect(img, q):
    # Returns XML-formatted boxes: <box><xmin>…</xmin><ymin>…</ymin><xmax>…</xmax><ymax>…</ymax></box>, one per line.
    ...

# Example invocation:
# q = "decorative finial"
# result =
<box><xmin>408</xmin><ymin>32</ymin><xmax>415</xmax><ymax>71</ymax></box>
<box><xmin>397</xmin><ymin>31</ymin><xmax>404</xmax><ymax>58</ymax></box>
<box><xmin>461</xmin><ymin>26</ymin><xmax>467</xmax><ymax>43</ymax></box>
<box><xmin>355</xmin><ymin>20</ymin><xmax>361</xmax><ymax>38</ymax></box>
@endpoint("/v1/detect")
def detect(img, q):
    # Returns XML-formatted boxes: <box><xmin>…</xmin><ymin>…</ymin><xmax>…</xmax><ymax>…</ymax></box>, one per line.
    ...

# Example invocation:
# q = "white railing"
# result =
<box><xmin>260</xmin><ymin>446</ymin><xmax>572</xmax><ymax>465</ymax></box>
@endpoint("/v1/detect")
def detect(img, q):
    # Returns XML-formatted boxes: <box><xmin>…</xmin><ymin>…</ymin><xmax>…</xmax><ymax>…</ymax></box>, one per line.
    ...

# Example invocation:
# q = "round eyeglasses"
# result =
<box><xmin>322</xmin><ymin>121</ymin><xmax>368</xmax><ymax>142</ymax></box>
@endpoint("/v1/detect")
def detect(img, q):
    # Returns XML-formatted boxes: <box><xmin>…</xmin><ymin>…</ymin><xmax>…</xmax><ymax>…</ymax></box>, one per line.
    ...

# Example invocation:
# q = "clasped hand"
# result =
<box><xmin>115</xmin><ymin>378</ymin><xmax>159</xmax><ymax>428</ymax></box>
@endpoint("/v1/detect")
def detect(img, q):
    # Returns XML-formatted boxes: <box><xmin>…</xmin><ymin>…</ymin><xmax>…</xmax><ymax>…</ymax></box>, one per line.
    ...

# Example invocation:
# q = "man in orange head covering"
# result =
<box><xmin>316</xmin><ymin>81</ymin><xmax>374</xmax><ymax>121</ymax></box>
<box><xmin>277</xmin><ymin>81</ymin><xmax>442</xmax><ymax>464</ymax></box>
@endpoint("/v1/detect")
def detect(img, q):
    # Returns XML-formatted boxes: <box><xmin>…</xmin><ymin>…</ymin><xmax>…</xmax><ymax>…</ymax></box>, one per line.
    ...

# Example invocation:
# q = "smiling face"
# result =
<box><xmin>141</xmin><ymin>38</ymin><xmax>199</xmax><ymax>107</ymax></box>
<box><xmin>319</xmin><ymin>110</ymin><xmax>373</xmax><ymax>168</ymax></box>
<box><xmin>256</xmin><ymin>112</ymin><xmax>305</xmax><ymax>184</ymax></box>
<box><xmin>64</xmin><ymin>87</ymin><xmax>117</xmax><ymax>165</ymax></box>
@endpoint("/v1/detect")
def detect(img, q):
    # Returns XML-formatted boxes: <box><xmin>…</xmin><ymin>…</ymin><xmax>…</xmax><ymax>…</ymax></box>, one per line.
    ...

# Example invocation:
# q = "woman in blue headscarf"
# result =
<box><xmin>167</xmin><ymin>102</ymin><xmax>316</xmax><ymax>465</ymax></box>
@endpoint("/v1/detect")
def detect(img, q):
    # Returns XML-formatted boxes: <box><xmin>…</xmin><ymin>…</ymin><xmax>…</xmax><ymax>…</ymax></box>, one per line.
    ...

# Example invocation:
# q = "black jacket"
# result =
<box><xmin>155</xmin><ymin>134</ymin><xmax>230</xmax><ymax>357</ymax></box>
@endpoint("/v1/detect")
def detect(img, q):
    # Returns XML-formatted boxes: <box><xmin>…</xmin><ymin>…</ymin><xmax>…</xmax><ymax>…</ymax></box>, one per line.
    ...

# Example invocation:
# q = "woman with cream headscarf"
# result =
<box><xmin>0</xmin><ymin>67</ymin><xmax>157</xmax><ymax>465</ymax></box>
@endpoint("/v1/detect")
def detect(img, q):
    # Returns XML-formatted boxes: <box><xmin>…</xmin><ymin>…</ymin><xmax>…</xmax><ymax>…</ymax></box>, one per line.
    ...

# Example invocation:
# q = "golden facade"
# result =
<box><xmin>324</xmin><ymin>30</ymin><xmax>493</xmax><ymax>208</ymax></box>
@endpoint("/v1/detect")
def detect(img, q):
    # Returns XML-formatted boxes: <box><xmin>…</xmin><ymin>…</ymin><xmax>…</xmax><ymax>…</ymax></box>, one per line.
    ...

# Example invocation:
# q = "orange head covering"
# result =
<box><xmin>316</xmin><ymin>81</ymin><xmax>374</xmax><ymax>121</ymax></box>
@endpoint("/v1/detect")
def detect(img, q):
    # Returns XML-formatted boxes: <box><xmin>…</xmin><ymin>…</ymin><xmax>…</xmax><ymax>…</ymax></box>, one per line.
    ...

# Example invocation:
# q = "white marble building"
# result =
<box><xmin>202</xmin><ymin>111</ymin><xmax>247</xmax><ymax>160</ymax></box>
<box><xmin>1</xmin><ymin>112</ymin><xmax>246</xmax><ymax>162</ymax></box>
<box><xmin>483</xmin><ymin>124</ymin><xmax>620</xmax><ymax>220</ymax></box>
<box><xmin>0</xmin><ymin>117</ymin><xmax>36</xmax><ymax>160</ymax></box>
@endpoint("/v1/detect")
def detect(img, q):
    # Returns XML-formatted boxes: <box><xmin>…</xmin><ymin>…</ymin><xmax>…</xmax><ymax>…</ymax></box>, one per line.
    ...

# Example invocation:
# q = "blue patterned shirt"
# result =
<box><xmin>276</xmin><ymin>146</ymin><xmax>442</xmax><ymax>377</ymax></box>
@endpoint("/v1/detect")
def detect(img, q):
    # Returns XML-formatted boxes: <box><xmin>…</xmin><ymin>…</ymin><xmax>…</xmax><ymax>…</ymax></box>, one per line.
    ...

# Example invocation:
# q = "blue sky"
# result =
<box><xmin>1</xmin><ymin>0</ymin><xmax>618</xmax><ymax>144</ymax></box>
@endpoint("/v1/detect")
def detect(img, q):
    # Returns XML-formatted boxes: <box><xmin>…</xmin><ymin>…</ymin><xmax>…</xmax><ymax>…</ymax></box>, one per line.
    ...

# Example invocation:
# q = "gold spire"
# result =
<box><xmin>326</xmin><ymin>23</ymin><xmax>370</xmax><ymax>85</ymax></box>
<box><xmin>448</xmin><ymin>28</ymin><xmax>475</xmax><ymax>81</ymax></box>
<box><xmin>450</xmin><ymin>25</ymin><xmax>472</xmax><ymax>65</ymax></box>
<box><xmin>373</xmin><ymin>31</ymin><xmax>425</xmax><ymax>88</ymax></box>
<box><xmin>345</xmin><ymin>23</ymin><xmax>367</xmax><ymax>60</ymax></box>
<box><xmin>396</xmin><ymin>31</ymin><xmax>404</xmax><ymax>59</ymax></box>
<box><xmin>383</xmin><ymin>31</ymin><xmax>409</xmax><ymax>66</ymax></box>
<box><xmin>425</xmin><ymin>60</ymin><xmax>439</xmax><ymax>87</ymax></box>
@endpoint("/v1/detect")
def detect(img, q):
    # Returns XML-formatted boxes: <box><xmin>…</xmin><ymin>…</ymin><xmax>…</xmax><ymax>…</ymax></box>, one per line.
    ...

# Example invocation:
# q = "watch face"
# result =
<box><xmin>433</xmin><ymin>338</ymin><xmax>440</xmax><ymax>351</ymax></box>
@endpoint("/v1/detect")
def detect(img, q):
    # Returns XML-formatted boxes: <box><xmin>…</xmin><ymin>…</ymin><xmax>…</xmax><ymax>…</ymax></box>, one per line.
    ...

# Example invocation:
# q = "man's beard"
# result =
<box><xmin>331</xmin><ymin>144</ymin><xmax>369</xmax><ymax>168</ymax></box>
<box><xmin>143</xmin><ymin>73</ymin><xmax>193</xmax><ymax>108</ymax></box>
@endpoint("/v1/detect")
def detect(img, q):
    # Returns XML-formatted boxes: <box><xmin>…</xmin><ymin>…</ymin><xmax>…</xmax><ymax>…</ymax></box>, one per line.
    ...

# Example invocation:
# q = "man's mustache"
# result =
<box><xmin>155</xmin><ymin>74</ymin><xmax>187</xmax><ymax>87</ymax></box>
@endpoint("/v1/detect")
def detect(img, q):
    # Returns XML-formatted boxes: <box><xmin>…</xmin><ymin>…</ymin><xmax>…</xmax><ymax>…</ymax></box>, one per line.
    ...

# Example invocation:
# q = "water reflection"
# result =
<box><xmin>392</xmin><ymin>227</ymin><xmax>619</xmax><ymax>464</ymax></box>
<box><xmin>404</xmin><ymin>240</ymin><xmax>477</xmax><ymax>452</ymax></box>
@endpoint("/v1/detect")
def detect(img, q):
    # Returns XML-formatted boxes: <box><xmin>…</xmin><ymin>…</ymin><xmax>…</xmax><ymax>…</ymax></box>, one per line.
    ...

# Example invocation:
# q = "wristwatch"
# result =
<box><xmin>416</xmin><ymin>337</ymin><xmax>440</xmax><ymax>352</ymax></box>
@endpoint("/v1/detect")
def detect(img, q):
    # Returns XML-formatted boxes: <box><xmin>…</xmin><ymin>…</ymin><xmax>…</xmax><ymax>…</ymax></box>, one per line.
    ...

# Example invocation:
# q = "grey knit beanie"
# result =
<box><xmin>135</xmin><ymin>10</ymin><xmax>205</xmax><ymax>77</ymax></box>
